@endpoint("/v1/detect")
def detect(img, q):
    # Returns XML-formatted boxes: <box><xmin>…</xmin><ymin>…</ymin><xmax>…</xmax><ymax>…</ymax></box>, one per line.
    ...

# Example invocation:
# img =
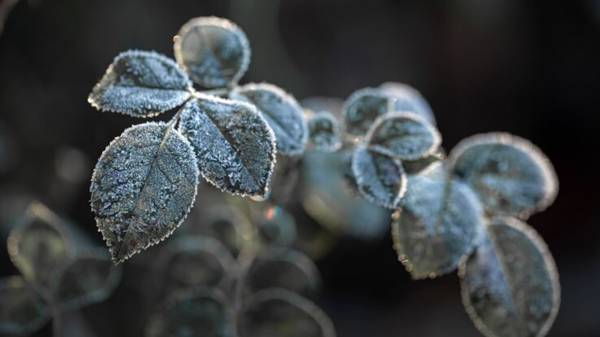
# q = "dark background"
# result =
<box><xmin>1</xmin><ymin>0</ymin><xmax>599</xmax><ymax>336</ymax></box>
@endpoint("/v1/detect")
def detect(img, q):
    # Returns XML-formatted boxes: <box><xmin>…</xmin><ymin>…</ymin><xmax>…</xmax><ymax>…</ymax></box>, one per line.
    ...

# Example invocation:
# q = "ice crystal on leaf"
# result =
<box><xmin>178</xmin><ymin>94</ymin><xmax>276</xmax><ymax>198</ymax></box>
<box><xmin>351</xmin><ymin>146</ymin><xmax>407</xmax><ymax>209</ymax></box>
<box><xmin>449</xmin><ymin>133</ymin><xmax>558</xmax><ymax>218</ymax></box>
<box><xmin>379</xmin><ymin>82</ymin><xmax>437</xmax><ymax>126</ymax></box>
<box><xmin>392</xmin><ymin>172</ymin><xmax>483</xmax><ymax>279</ymax></box>
<box><xmin>307</xmin><ymin>111</ymin><xmax>342</xmax><ymax>152</ymax></box>
<box><xmin>342</xmin><ymin>88</ymin><xmax>391</xmax><ymax>136</ymax></box>
<box><xmin>459</xmin><ymin>217</ymin><xmax>560</xmax><ymax>337</ymax></box>
<box><xmin>88</xmin><ymin>50</ymin><xmax>192</xmax><ymax>117</ymax></box>
<box><xmin>367</xmin><ymin>111</ymin><xmax>441</xmax><ymax>161</ymax></box>
<box><xmin>90</xmin><ymin>122</ymin><xmax>199</xmax><ymax>264</ymax></box>
<box><xmin>174</xmin><ymin>16</ymin><xmax>250</xmax><ymax>89</ymax></box>
<box><xmin>231</xmin><ymin>83</ymin><xmax>308</xmax><ymax>156</ymax></box>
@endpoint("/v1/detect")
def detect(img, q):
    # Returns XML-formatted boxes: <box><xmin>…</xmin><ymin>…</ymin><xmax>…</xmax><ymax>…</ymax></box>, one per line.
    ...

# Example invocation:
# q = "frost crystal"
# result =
<box><xmin>379</xmin><ymin>82</ymin><xmax>437</xmax><ymax>126</ymax></box>
<box><xmin>239</xmin><ymin>289</ymin><xmax>336</xmax><ymax>337</ymax></box>
<box><xmin>178</xmin><ymin>95</ymin><xmax>276</xmax><ymax>198</ymax></box>
<box><xmin>307</xmin><ymin>111</ymin><xmax>342</xmax><ymax>152</ymax></box>
<box><xmin>459</xmin><ymin>217</ymin><xmax>560</xmax><ymax>337</ymax></box>
<box><xmin>231</xmin><ymin>83</ymin><xmax>308</xmax><ymax>156</ymax></box>
<box><xmin>392</xmin><ymin>172</ymin><xmax>483</xmax><ymax>279</ymax></box>
<box><xmin>367</xmin><ymin>111</ymin><xmax>441</xmax><ymax>161</ymax></box>
<box><xmin>342</xmin><ymin>88</ymin><xmax>391</xmax><ymax>136</ymax></box>
<box><xmin>449</xmin><ymin>133</ymin><xmax>558</xmax><ymax>218</ymax></box>
<box><xmin>174</xmin><ymin>16</ymin><xmax>250</xmax><ymax>89</ymax></box>
<box><xmin>351</xmin><ymin>146</ymin><xmax>406</xmax><ymax>209</ymax></box>
<box><xmin>88</xmin><ymin>50</ymin><xmax>192</xmax><ymax>117</ymax></box>
<box><xmin>90</xmin><ymin>122</ymin><xmax>199</xmax><ymax>264</ymax></box>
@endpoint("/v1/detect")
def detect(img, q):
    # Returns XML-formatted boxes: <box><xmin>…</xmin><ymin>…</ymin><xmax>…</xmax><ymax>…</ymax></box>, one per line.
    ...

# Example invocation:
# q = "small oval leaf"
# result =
<box><xmin>342</xmin><ymin>87</ymin><xmax>391</xmax><ymax>136</ymax></box>
<box><xmin>392</xmin><ymin>172</ymin><xmax>483</xmax><ymax>279</ymax></box>
<box><xmin>245</xmin><ymin>248</ymin><xmax>321</xmax><ymax>297</ymax></box>
<box><xmin>379</xmin><ymin>82</ymin><xmax>436</xmax><ymax>125</ymax></box>
<box><xmin>88</xmin><ymin>50</ymin><xmax>192</xmax><ymax>117</ymax></box>
<box><xmin>231</xmin><ymin>83</ymin><xmax>308</xmax><ymax>156</ymax></box>
<box><xmin>7</xmin><ymin>202</ymin><xmax>73</xmax><ymax>296</ymax></box>
<box><xmin>156</xmin><ymin>236</ymin><xmax>237</xmax><ymax>298</ymax></box>
<box><xmin>174</xmin><ymin>16</ymin><xmax>250</xmax><ymax>89</ymax></box>
<box><xmin>351</xmin><ymin>146</ymin><xmax>407</xmax><ymax>209</ymax></box>
<box><xmin>239</xmin><ymin>289</ymin><xmax>336</xmax><ymax>337</ymax></box>
<box><xmin>307</xmin><ymin>111</ymin><xmax>342</xmax><ymax>152</ymax></box>
<box><xmin>459</xmin><ymin>217</ymin><xmax>560</xmax><ymax>337</ymax></box>
<box><xmin>178</xmin><ymin>95</ymin><xmax>276</xmax><ymax>198</ymax></box>
<box><xmin>449</xmin><ymin>133</ymin><xmax>558</xmax><ymax>218</ymax></box>
<box><xmin>367</xmin><ymin>112</ymin><xmax>441</xmax><ymax>161</ymax></box>
<box><xmin>90</xmin><ymin>122</ymin><xmax>200</xmax><ymax>264</ymax></box>
<box><xmin>146</xmin><ymin>287</ymin><xmax>234</xmax><ymax>337</ymax></box>
<box><xmin>52</xmin><ymin>249</ymin><xmax>122</xmax><ymax>312</ymax></box>
<box><xmin>0</xmin><ymin>276</ymin><xmax>49</xmax><ymax>336</ymax></box>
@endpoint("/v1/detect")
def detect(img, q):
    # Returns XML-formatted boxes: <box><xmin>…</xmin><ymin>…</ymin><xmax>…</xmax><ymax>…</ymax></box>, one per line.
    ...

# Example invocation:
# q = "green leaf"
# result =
<box><xmin>174</xmin><ymin>16</ymin><xmax>250</xmax><ymax>89</ymax></box>
<box><xmin>449</xmin><ymin>133</ymin><xmax>558</xmax><ymax>218</ymax></box>
<box><xmin>307</xmin><ymin>111</ymin><xmax>342</xmax><ymax>152</ymax></box>
<box><xmin>379</xmin><ymin>82</ymin><xmax>436</xmax><ymax>126</ymax></box>
<box><xmin>178</xmin><ymin>95</ymin><xmax>276</xmax><ymax>198</ymax></box>
<box><xmin>156</xmin><ymin>236</ymin><xmax>237</xmax><ymax>298</ymax></box>
<box><xmin>239</xmin><ymin>289</ymin><xmax>336</xmax><ymax>337</ymax></box>
<box><xmin>146</xmin><ymin>287</ymin><xmax>234</xmax><ymax>337</ymax></box>
<box><xmin>52</xmin><ymin>249</ymin><xmax>122</xmax><ymax>312</ymax></box>
<box><xmin>342</xmin><ymin>87</ymin><xmax>392</xmax><ymax>136</ymax></box>
<box><xmin>392</xmin><ymin>171</ymin><xmax>483</xmax><ymax>279</ymax></box>
<box><xmin>351</xmin><ymin>146</ymin><xmax>406</xmax><ymax>209</ymax></box>
<box><xmin>7</xmin><ymin>202</ymin><xmax>73</xmax><ymax>296</ymax></box>
<box><xmin>88</xmin><ymin>50</ymin><xmax>192</xmax><ymax>117</ymax></box>
<box><xmin>231</xmin><ymin>83</ymin><xmax>308</xmax><ymax>156</ymax></box>
<box><xmin>367</xmin><ymin>112</ymin><xmax>441</xmax><ymax>161</ymax></box>
<box><xmin>90</xmin><ymin>122</ymin><xmax>199</xmax><ymax>264</ymax></box>
<box><xmin>459</xmin><ymin>217</ymin><xmax>560</xmax><ymax>337</ymax></box>
<box><xmin>245</xmin><ymin>248</ymin><xmax>321</xmax><ymax>297</ymax></box>
<box><xmin>0</xmin><ymin>276</ymin><xmax>49</xmax><ymax>336</ymax></box>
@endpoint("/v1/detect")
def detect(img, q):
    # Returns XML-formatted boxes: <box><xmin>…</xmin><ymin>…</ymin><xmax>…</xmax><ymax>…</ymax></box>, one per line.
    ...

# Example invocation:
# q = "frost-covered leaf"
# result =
<box><xmin>231</xmin><ymin>83</ymin><xmax>308</xmax><ymax>156</ymax></box>
<box><xmin>302</xmin><ymin>150</ymin><xmax>390</xmax><ymax>239</ymax></box>
<box><xmin>52</xmin><ymin>249</ymin><xmax>122</xmax><ymax>312</ymax></box>
<box><xmin>88</xmin><ymin>50</ymin><xmax>192</xmax><ymax>117</ymax></box>
<box><xmin>367</xmin><ymin>112</ymin><xmax>441</xmax><ymax>160</ymax></box>
<box><xmin>379</xmin><ymin>82</ymin><xmax>436</xmax><ymax>125</ymax></box>
<box><xmin>239</xmin><ymin>289</ymin><xmax>336</xmax><ymax>337</ymax></box>
<box><xmin>307</xmin><ymin>111</ymin><xmax>342</xmax><ymax>152</ymax></box>
<box><xmin>342</xmin><ymin>87</ymin><xmax>392</xmax><ymax>136</ymax></box>
<box><xmin>0</xmin><ymin>276</ymin><xmax>49</xmax><ymax>336</ymax></box>
<box><xmin>402</xmin><ymin>150</ymin><xmax>445</xmax><ymax>174</ymax></box>
<box><xmin>351</xmin><ymin>146</ymin><xmax>406</xmax><ymax>209</ymax></box>
<box><xmin>90</xmin><ymin>122</ymin><xmax>199</xmax><ymax>264</ymax></box>
<box><xmin>449</xmin><ymin>133</ymin><xmax>558</xmax><ymax>218</ymax></box>
<box><xmin>156</xmin><ymin>236</ymin><xmax>237</xmax><ymax>298</ymax></box>
<box><xmin>459</xmin><ymin>217</ymin><xmax>560</xmax><ymax>337</ymax></box>
<box><xmin>146</xmin><ymin>287</ymin><xmax>234</xmax><ymax>337</ymax></box>
<box><xmin>246</xmin><ymin>248</ymin><xmax>320</xmax><ymax>297</ymax></box>
<box><xmin>7</xmin><ymin>202</ymin><xmax>73</xmax><ymax>296</ymax></box>
<box><xmin>174</xmin><ymin>16</ymin><xmax>250</xmax><ymax>89</ymax></box>
<box><xmin>178</xmin><ymin>95</ymin><xmax>276</xmax><ymax>198</ymax></box>
<box><xmin>250</xmin><ymin>204</ymin><xmax>297</xmax><ymax>247</ymax></box>
<box><xmin>392</xmin><ymin>172</ymin><xmax>483</xmax><ymax>279</ymax></box>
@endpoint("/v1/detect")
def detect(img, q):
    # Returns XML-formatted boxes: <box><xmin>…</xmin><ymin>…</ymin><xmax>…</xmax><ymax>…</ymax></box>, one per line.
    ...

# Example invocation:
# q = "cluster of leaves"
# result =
<box><xmin>334</xmin><ymin>83</ymin><xmax>560</xmax><ymax>337</ymax></box>
<box><xmin>0</xmin><ymin>203</ymin><xmax>121</xmax><ymax>336</ymax></box>
<box><xmin>88</xmin><ymin>17</ymin><xmax>316</xmax><ymax>264</ymax></box>
<box><xmin>145</xmin><ymin>201</ymin><xmax>335</xmax><ymax>337</ymax></box>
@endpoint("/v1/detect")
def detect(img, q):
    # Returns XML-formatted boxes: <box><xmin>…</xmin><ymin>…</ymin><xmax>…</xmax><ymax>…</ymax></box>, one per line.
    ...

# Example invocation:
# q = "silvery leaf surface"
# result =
<box><xmin>379</xmin><ymin>82</ymin><xmax>436</xmax><ymax>125</ymax></box>
<box><xmin>459</xmin><ymin>217</ymin><xmax>560</xmax><ymax>337</ymax></box>
<box><xmin>90</xmin><ymin>122</ymin><xmax>199</xmax><ymax>264</ymax></box>
<box><xmin>342</xmin><ymin>87</ymin><xmax>392</xmax><ymax>136</ymax></box>
<box><xmin>231</xmin><ymin>83</ymin><xmax>308</xmax><ymax>156</ymax></box>
<box><xmin>88</xmin><ymin>50</ymin><xmax>192</xmax><ymax>117</ymax></box>
<box><xmin>174</xmin><ymin>16</ymin><xmax>250</xmax><ymax>89</ymax></box>
<box><xmin>307</xmin><ymin>111</ymin><xmax>342</xmax><ymax>152</ymax></box>
<box><xmin>178</xmin><ymin>95</ymin><xmax>276</xmax><ymax>198</ymax></box>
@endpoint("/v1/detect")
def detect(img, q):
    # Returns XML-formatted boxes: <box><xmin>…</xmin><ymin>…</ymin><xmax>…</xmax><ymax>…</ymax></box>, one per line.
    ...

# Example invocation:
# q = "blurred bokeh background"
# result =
<box><xmin>1</xmin><ymin>0</ymin><xmax>599</xmax><ymax>336</ymax></box>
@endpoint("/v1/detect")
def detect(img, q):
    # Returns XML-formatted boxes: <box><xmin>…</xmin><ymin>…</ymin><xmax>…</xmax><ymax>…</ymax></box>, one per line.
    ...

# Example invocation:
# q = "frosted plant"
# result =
<box><xmin>0</xmin><ymin>203</ymin><xmax>121</xmax><ymax>336</ymax></box>
<box><xmin>88</xmin><ymin>16</ymin><xmax>309</xmax><ymax>264</ymax></box>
